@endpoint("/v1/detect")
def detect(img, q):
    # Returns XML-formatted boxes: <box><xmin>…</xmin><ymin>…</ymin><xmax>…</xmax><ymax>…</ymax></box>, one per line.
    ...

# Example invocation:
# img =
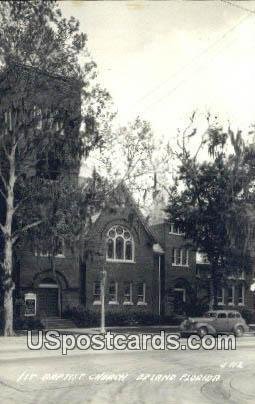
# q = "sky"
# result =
<box><xmin>60</xmin><ymin>0</ymin><xmax>255</xmax><ymax>142</ymax></box>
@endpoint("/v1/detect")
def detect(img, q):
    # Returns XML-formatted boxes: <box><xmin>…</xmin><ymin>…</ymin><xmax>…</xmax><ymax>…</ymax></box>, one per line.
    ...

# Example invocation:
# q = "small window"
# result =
<box><xmin>107</xmin><ymin>239</ymin><xmax>114</xmax><ymax>259</ymax></box>
<box><xmin>227</xmin><ymin>286</ymin><xmax>235</xmax><ymax>306</ymax></box>
<box><xmin>125</xmin><ymin>241</ymin><xmax>132</xmax><ymax>260</ymax></box>
<box><xmin>235</xmin><ymin>313</ymin><xmax>241</xmax><ymax>318</ymax></box>
<box><xmin>109</xmin><ymin>282</ymin><xmax>118</xmax><ymax>304</ymax></box>
<box><xmin>228</xmin><ymin>312</ymin><xmax>235</xmax><ymax>318</ymax></box>
<box><xmin>169</xmin><ymin>223</ymin><xmax>183</xmax><ymax>235</ymax></box>
<box><xmin>137</xmin><ymin>283</ymin><xmax>146</xmax><ymax>304</ymax></box>
<box><xmin>196</xmin><ymin>251</ymin><xmax>210</xmax><ymax>264</ymax></box>
<box><xmin>93</xmin><ymin>282</ymin><xmax>101</xmax><ymax>303</ymax></box>
<box><xmin>217</xmin><ymin>313</ymin><xmax>227</xmax><ymax>318</ymax></box>
<box><xmin>123</xmin><ymin>282</ymin><xmax>132</xmax><ymax>304</ymax></box>
<box><xmin>205</xmin><ymin>312</ymin><xmax>217</xmax><ymax>318</ymax></box>
<box><xmin>34</xmin><ymin>238</ymin><xmax>64</xmax><ymax>257</ymax></box>
<box><xmin>116</xmin><ymin>237</ymin><xmax>124</xmax><ymax>260</ymax></box>
<box><xmin>55</xmin><ymin>237</ymin><xmax>65</xmax><ymax>257</ymax></box>
<box><xmin>182</xmin><ymin>249</ymin><xmax>188</xmax><ymax>266</ymax></box>
<box><xmin>217</xmin><ymin>288</ymin><xmax>224</xmax><ymax>306</ymax></box>
<box><xmin>176</xmin><ymin>249</ymin><xmax>181</xmax><ymax>265</ymax></box>
<box><xmin>237</xmin><ymin>284</ymin><xmax>244</xmax><ymax>306</ymax></box>
<box><xmin>172</xmin><ymin>248</ymin><xmax>189</xmax><ymax>266</ymax></box>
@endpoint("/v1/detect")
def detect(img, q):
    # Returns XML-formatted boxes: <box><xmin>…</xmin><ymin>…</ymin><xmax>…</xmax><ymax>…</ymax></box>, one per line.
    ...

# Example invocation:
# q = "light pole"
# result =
<box><xmin>158</xmin><ymin>255</ymin><xmax>161</xmax><ymax>317</ymax></box>
<box><xmin>100</xmin><ymin>269</ymin><xmax>107</xmax><ymax>333</ymax></box>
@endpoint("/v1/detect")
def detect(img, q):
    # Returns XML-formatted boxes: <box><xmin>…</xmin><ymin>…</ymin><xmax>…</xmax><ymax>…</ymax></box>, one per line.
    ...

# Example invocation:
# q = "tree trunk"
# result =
<box><xmin>2</xmin><ymin>146</ymin><xmax>16</xmax><ymax>336</ymax></box>
<box><xmin>3</xmin><ymin>236</ymin><xmax>15</xmax><ymax>336</ymax></box>
<box><xmin>3</xmin><ymin>283</ymin><xmax>14</xmax><ymax>336</ymax></box>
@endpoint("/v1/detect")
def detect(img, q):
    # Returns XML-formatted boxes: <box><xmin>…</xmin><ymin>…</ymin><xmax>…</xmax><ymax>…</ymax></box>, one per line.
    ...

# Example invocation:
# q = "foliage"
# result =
<box><xmin>63</xmin><ymin>305</ymin><xmax>183</xmax><ymax>327</ymax></box>
<box><xmin>240</xmin><ymin>307</ymin><xmax>254</xmax><ymax>324</ymax></box>
<box><xmin>0</xmin><ymin>0</ymin><xmax>114</xmax><ymax>336</ymax></box>
<box><xmin>166</xmin><ymin>116</ymin><xmax>255</xmax><ymax>306</ymax></box>
<box><xmin>85</xmin><ymin>116</ymin><xmax>173</xmax><ymax>212</ymax></box>
<box><xmin>14</xmin><ymin>317</ymin><xmax>44</xmax><ymax>331</ymax></box>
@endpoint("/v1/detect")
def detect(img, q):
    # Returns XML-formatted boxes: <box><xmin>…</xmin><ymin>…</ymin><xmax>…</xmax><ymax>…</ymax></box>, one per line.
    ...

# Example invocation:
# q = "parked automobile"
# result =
<box><xmin>180</xmin><ymin>310</ymin><xmax>249</xmax><ymax>337</ymax></box>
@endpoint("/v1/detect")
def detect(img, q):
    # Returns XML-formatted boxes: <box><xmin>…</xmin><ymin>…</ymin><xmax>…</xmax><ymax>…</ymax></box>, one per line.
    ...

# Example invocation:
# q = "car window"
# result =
<box><xmin>235</xmin><ymin>313</ymin><xmax>241</xmax><ymax>318</ymax></box>
<box><xmin>205</xmin><ymin>312</ymin><xmax>217</xmax><ymax>317</ymax></box>
<box><xmin>217</xmin><ymin>313</ymin><xmax>227</xmax><ymax>318</ymax></box>
<box><xmin>228</xmin><ymin>313</ymin><xmax>235</xmax><ymax>318</ymax></box>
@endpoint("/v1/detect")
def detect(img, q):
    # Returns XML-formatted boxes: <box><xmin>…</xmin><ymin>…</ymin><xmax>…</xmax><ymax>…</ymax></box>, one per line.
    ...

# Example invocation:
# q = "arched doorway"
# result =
<box><xmin>37</xmin><ymin>278</ymin><xmax>60</xmax><ymax>317</ymax></box>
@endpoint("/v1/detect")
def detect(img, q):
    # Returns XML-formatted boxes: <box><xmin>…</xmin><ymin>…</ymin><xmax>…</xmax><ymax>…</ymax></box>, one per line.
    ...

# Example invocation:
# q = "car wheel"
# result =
<box><xmin>235</xmin><ymin>326</ymin><xmax>244</xmax><ymax>337</ymax></box>
<box><xmin>198</xmin><ymin>327</ymin><xmax>208</xmax><ymax>338</ymax></box>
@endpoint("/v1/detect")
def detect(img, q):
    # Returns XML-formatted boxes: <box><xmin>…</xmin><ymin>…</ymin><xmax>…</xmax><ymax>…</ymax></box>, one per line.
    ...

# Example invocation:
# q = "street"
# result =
<box><xmin>0</xmin><ymin>335</ymin><xmax>255</xmax><ymax>404</ymax></box>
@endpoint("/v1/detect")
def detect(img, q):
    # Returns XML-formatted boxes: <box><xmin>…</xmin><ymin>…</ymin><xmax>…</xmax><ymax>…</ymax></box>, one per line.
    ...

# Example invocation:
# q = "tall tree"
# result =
<box><xmin>166</xmin><ymin>116</ymin><xmax>255</xmax><ymax>308</ymax></box>
<box><xmin>85</xmin><ymin>116</ymin><xmax>173</xmax><ymax>214</ymax></box>
<box><xmin>0</xmin><ymin>1</ymin><xmax>113</xmax><ymax>335</ymax></box>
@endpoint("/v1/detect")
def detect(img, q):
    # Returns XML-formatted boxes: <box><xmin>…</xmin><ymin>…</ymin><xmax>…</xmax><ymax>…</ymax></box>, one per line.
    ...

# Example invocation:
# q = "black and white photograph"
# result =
<box><xmin>0</xmin><ymin>1</ymin><xmax>255</xmax><ymax>403</ymax></box>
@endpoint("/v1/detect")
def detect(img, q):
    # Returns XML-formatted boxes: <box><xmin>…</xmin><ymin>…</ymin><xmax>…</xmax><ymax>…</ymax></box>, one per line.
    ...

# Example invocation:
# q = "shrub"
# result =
<box><xmin>240</xmin><ymin>307</ymin><xmax>253</xmax><ymax>324</ymax></box>
<box><xmin>14</xmin><ymin>317</ymin><xmax>44</xmax><ymax>331</ymax></box>
<box><xmin>63</xmin><ymin>306</ymin><xmax>185</xmax><ymax>327</ymax></box>
<box><xmin>161</xmin><ymin>314</ymin><xmax>185</xmax><ymax>325</ymax></box>
<box><xmin>62</xmin><ymin>305</ymin><xmax>98</xmax><ymax>327</ymax></box>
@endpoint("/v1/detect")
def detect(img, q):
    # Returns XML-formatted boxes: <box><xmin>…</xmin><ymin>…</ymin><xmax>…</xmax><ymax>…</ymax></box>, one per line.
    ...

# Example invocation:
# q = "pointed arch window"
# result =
<box><xmin>106</xmin><ymin>225</ymin><xmax>134</xmax><ymax>262</ymax></box>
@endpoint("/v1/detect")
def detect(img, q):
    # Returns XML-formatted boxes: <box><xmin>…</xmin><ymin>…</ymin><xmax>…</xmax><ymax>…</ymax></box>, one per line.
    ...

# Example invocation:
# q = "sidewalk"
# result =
<box><xmin>13</xmin><ymin>324</ymin><xmax>255</xmax><ymax>338</ymax></box>
<box><xmin>15</xmin><ymin>324</ymin><xmax>180</xmax><ymax>336</ymax></box>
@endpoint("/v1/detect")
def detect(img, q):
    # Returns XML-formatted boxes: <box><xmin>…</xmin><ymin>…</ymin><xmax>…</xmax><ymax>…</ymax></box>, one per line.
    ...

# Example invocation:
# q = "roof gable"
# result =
<box><xmin>86</xmin><ymin>182</ymin><xmax>162</xmax><ymax>247</ymax></box>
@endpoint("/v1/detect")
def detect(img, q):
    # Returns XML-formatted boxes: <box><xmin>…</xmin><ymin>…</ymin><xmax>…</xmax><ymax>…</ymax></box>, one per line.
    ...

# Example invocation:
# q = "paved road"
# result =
<box><xmin>0</xmin><ymin>335</ymin><xmax>254</xmax><ymax>404</ymax></box>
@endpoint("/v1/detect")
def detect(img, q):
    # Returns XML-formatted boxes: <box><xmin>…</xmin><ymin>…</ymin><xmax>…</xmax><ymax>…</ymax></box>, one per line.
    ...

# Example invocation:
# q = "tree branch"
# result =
<box><xmin>12</xmin><ymin>220</ymin><xmax>42</xmax><ymax>243</ymax></box>
<box><xmin>0</xmin><ymin>187</ymin><xmax>6</xmax><ymax>200</ymax></box>
<box><xmin>0</xmin><ymin>222</ymin><xmax>5</xmax><ymax>234</ymax></box>
<box><xmin>0</xmin><ymin>167</ymin><xmax>8</xmax><ymax>190</ymax></box>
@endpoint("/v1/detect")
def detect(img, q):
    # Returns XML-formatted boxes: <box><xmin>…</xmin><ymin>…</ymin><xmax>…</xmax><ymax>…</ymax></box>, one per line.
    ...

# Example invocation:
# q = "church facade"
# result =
<box><xmin>15</xmin><ymin>184</ymin><xmax>255</xmax><ymax>322</ymax></box>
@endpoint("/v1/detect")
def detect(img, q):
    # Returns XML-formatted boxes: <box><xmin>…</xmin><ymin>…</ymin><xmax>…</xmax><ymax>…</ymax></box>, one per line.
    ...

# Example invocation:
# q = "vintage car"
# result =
<box><xmin>180</xmin><ymin>310</ymin><xmax>249</xmax><ymax>337</ymax></box>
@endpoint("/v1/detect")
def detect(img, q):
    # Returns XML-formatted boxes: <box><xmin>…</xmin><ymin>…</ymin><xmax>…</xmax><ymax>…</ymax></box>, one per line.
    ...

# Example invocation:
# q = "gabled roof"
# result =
<box><xmin>117</xmin><ymin>182</ymin><xmax>159</xmax><ymax>244</ymax></box>
<box><xmin>85</xmin><ymin>180</ymin><xmax>164</xmax><ymax>252</ymax></box>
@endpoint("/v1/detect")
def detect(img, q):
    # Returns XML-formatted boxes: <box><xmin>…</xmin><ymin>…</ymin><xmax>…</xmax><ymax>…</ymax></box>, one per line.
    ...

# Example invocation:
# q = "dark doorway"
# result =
<box><xmin>37</xmin><ymin>283</ymin><xmax>59</xmax><ymax>317</ymax></box>
<box><xmin>173</xmin><ymin>288</ymin><xmax>186</xmax><ymax>314</ymax></box>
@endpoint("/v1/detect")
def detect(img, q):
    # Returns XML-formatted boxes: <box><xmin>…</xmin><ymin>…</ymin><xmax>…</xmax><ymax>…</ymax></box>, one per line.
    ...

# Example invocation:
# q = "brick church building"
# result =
<box><xmin>17</xmin><ymin>182</ymin><xmax>255</xmax><ymax>322</ymax></box>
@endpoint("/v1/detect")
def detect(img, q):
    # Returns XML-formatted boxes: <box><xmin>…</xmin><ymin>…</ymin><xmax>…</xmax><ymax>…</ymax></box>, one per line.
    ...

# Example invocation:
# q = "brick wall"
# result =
<box><xmin>85</xmin><ymin>205</ymin><xmax>160</xmax><ymax>316</ymax></box>
<box><xmin>151</xmin><ymin>222</ymin><xmax>197</xmax><ymax>315</ymax></box>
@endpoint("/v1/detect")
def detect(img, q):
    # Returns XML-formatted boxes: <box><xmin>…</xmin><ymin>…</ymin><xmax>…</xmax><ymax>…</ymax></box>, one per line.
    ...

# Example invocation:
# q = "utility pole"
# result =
<box><xmin>100</xmin><ymin>269</ymin><xmax>107</xmax><ymax>333</ymax></box>
<box><xmin>158</xmin><ymin>255</ymin><xmax>161</xmax><ymax>317</ymax></box>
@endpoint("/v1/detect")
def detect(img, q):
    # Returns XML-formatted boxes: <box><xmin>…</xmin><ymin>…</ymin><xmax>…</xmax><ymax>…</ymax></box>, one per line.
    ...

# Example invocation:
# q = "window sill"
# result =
<box><xmin>172</xmin><ymin>264</ymin><xmax>189</xmax><ymax>268</ymax></box>
<box><xmin>93</xmin><ymin>301</ymin><xmax>101</xmax><ymax>306</ymax></box>
<box><xmin>123</xmin><ymin>301</ymin><xmax>133</xmax><ymax>306</ymax></box>
<box><xmin>137</xmin><ymin>302</ymin><xmax>147</xmax><ymax>306</ymax></box>
<box><xmin>238</xmin><ymin>303</ymin><xmax>244</xmax><ymax>306</ymax></box>
<box><xmin>106</xmin><ymin>259</ymin><xmax>135</xmax><ymax>264</ymax></box>
<box><xmin>169</xmin><ymin>232</ymin><xmax>185</xmax><ymax>236</ymax></box>
<box><xmin>228</xmin><ymin>302</ymin><xmax>234</xmax><ymax>306</ymax></box>
<box><xmin>196</xmin><ymin>262</ymin><xmax>210</xmax><ymax>265</ymax></box>
<box><xmin>109</xmin><ymin>301</ymin><xmax>119</xmax><ymax>305</ymax></box>
<box><xmin>217</xmin><ymin>302</ymin><xmax>224</xmax><ymax>306</ymax></box>
<box><xmin>34</xmin><ymin>254</ymin><xmax>65</xmax><ymax>258</ymax></box>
